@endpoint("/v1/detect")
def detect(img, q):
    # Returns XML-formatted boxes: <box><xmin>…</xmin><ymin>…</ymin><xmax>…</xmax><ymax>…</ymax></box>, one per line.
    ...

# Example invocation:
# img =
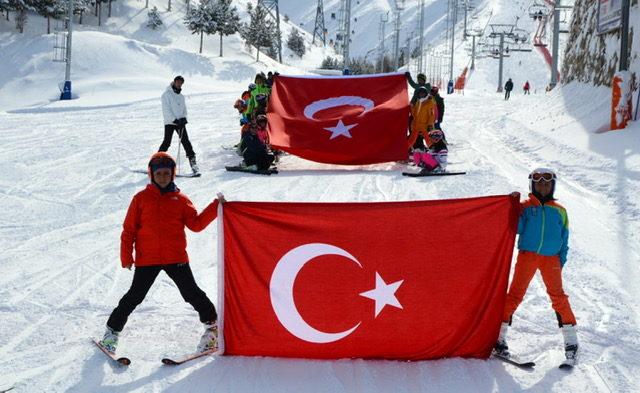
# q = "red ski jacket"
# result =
<box><xmin>120</xmin><ymin>184</ymin><xmax>219</xmax><ymax>267</ymax></box>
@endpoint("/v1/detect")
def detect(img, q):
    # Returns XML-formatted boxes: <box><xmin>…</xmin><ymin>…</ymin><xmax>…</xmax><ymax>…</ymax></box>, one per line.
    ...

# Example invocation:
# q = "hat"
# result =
<box><xmin>174</xmin><ymin>75</ymin><xmax>184</xmax><ymax>82</ymax></box>
<box><xmin>417</xmin><ymin>73</ymin><xmax>426</xmax><ymax>80</ymax></box>
<box><xmin>148</xmin><ymin>152</ymin><xmax>176</xmax><ymax>181</ymax></box>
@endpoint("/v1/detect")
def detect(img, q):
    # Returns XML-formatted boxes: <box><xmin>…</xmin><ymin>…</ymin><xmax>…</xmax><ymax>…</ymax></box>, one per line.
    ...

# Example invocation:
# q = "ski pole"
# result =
<box><xmin>176</xmin><ymin>126</ymin><xmax>183</xmax><ymax>176</ymax></box>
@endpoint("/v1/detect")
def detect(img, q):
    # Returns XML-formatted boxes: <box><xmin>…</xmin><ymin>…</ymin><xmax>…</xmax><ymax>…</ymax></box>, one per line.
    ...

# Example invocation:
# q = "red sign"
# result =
<box><xmin>221</xmin><ymin>195</ymin><xmax>520</xmax><ymax>360</ymax></box>
<box><xmin>268</xmin><ymin>74</ymin><xmax>410</xmax><ymax>165</ymax></box>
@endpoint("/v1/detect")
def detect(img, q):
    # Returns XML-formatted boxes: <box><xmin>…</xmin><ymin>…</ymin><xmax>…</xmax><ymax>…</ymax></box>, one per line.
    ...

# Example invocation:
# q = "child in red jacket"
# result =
<box><xmin>99</xmin><ymin>152</ymin><xmax>223</xmax><ymax>354</ymax></box>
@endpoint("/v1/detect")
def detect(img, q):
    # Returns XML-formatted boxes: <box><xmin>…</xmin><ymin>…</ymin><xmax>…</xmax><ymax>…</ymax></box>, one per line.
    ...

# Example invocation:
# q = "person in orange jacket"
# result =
<box><xmin>407</xmin><ymin>86</ymin><xmax>436</xmax><ymax>150</ymax></box>
<box><xmin>98</xmin><ymin>152</ymin><xmax>224</xmax><ymax>355</ymax></box>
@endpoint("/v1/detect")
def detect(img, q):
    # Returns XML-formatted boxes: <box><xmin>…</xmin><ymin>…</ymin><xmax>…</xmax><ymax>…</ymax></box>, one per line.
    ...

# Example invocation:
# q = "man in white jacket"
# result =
<box><xmin>159</xmin><ymin>76</ymin><xmax>199</xmax><ymax>174</ymax></box>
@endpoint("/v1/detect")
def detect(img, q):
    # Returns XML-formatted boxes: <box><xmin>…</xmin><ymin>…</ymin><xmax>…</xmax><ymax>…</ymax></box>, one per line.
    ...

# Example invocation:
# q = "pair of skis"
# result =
<box><xmin>92</xmin><ymin>339</ymin><xmax>215</xmax><ymax>366</ymax></box>
<box><xmin>493</xmin><ymin>352</ymin><xmax>575</xmax><ymax>370</ymax></box>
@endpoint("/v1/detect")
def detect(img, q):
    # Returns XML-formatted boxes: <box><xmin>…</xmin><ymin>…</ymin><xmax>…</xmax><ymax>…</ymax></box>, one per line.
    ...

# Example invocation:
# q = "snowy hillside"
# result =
<box><xmin>1</xmin><ymin>0</ymin><xmax>640</xmax><ymax>392</ymax></box>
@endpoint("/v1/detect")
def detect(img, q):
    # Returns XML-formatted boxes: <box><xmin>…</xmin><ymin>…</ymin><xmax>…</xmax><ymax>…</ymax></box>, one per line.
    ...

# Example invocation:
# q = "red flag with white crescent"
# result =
<box><xmin>267</xmin><ymin>74</ymin><xmax>409</xmax><ymax>165</ymax></box>
<box><xmin>221</xmin><ymin>195</ymin><xmax>520</xmax><ymax>360</ymax></box>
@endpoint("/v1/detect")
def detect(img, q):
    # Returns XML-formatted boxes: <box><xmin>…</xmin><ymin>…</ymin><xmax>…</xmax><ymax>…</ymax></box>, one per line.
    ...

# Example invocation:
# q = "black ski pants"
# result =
<box><xmin>159</xmin><ymin>125</ymin><xmax>195</xmax><ymax>159</ymax></box>
<box><xmin>107</xmin><ymin>263</ymin><xmax>217</xmax><ymax>332</ymax></box>
<box><xmin>504</xmin><ymin>90</ymin><xmax>511</xmax><ymax>100</ymax></box>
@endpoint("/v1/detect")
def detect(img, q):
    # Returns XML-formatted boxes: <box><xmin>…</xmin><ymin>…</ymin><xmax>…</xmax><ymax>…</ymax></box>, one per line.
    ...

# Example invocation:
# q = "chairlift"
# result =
<box><xmin>528</xmin><ymin>2</ymin><xmax>549</xmax><ymax>20</ymax></box>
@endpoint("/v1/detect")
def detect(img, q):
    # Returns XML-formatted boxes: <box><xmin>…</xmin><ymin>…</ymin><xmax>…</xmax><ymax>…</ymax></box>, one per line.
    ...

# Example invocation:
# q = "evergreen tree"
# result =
<box><xmin>34</xmin><ymin>0</ymin><xmax>65</xmax><ymax>34</ymax></box>
<box><xmin>241</xmin><ymin>2</ymin><xmax>275</xmax><ymax>61</ymax></box>
<box><xmin>146</xmin><ymin>5</ymin><xmax>162</xmax><ymax>30</ymax></box>
<box><xmin>212</xmin><ymin>0</ymin><xmax>238</xmax><ymax>57</ymax></box>
<box><xmin>0</xmin><ymin>0</ymin><xmax>11</xmax><ymax>21</ymax></box>
<box><xmin>73</xmin><ymin>0</ymin><xmax>92</xmax><ymax>24</ymax></box>
<box><xmin>347</xmin><ymin>57</ymin><xmax>375</xmax><ymax>75</ymax></box>
<box><xmin>184</xmin><ymin>0</ymin><xmax>217</xmax><ymax>54</ymax></box>
<box><xmin>286</xmin><ymin>28</ymin><xmax>305</xmax><ymax>57</ymax></box>
<box><xmin>10</xmin><ymin>0</ymin><xmax>33</xmax><ymax>33</ymax></box>
<box><xmin>320</xmin><ymin>56</ymin><xmax>340</xmax><ymax>70</ymax></box>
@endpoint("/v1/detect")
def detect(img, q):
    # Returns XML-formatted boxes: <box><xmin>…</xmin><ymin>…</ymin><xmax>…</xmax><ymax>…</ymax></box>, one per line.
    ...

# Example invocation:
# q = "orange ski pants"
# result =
<box><xmin>503</xmin><ymin>251</ymin><xmax>577</xmax><ymax>325</ymax></box>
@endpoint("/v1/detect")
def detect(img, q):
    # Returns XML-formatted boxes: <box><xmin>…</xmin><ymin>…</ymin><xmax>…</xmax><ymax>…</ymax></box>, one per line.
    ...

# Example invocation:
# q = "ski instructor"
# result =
<box><xmin>158</xmin><ymin>75</ymin><xmax>200</xmax><ymax>176</ymax></box>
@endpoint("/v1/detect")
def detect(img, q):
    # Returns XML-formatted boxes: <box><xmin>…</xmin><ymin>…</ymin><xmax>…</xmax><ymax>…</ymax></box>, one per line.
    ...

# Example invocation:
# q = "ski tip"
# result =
<box><xmin>559</xmin><ymin>363</ymin><xmax>574</xmax><ymax>370</ymax></box>
<box><xmin>161</xmin><ymin>358</ymin><xmax>179</xmax><ymax>366</ymax></box>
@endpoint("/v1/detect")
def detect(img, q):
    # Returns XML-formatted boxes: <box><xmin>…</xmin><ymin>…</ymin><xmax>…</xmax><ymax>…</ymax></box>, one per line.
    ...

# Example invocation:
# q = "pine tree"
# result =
<box><xmin>73</xmin><ymin>0</ymin><xmax>92</xmax><ymax>24</ymax></box>
<box><xmin>320</xmin><ymin>56</ymin><xmax>340</xmax><ymax>70</ymax></box>
<box><xmin>146</xmin><ymin>5</ymin><xmax>162</xmax><ymax>29</ymax></box>
<box><xmin>34</xmin><ymin>0</ymin><xmax>65</xmax><ymax>34</ymax></box>
<box><xmin>184</xmin><ymin>0</ymin><xmax>217</xmax><ymax>54</ymax></box>
<box><xmin>10</xmin><ymin>0</ymin><xmax>33</xmax><ymax>33</ymax></box>
<box><xmin>0</xmin><ymin>0</ymin><xmax>11</xmax><ymax>21</ymax></box>
<box><xmin>212</xmin><ymin>0</ymin><xmax>238</xmax><ymax>57</ymax></box>
<box><xmin>287</xmin><ymin>28</ymin><xmax>305</xmax><ymax>57</ymax></box>
<box><xmin>241</xmin><ymin>2</ymin><xmax>275</xmax><ymax>61</ymax></box>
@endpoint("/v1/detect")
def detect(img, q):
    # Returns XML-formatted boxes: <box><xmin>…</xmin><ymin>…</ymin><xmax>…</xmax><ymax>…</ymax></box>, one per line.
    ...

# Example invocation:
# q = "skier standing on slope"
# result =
<box><xmin>99</xmin><ymin>152</ymin><xmax>223</xmax><ymax>354</ymax></box>
<box><xmin>504</xmin><ymin>78</ymin><xmax>514</xmax><ymax>100</ymax></box>
<box><xmin>495</xmin><ymin>168</ymin><xmax>579</xmax><ymax>366</ymax></box>
<box><xmin>158</xmin><ymin>76</ymin><xmax>200</xmax><ymax>175</ymax></box>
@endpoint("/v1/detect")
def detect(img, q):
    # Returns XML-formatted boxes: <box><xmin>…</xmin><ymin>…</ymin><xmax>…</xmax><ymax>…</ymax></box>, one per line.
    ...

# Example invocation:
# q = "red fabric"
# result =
<box><xmin>120</xmin><ymin>185</ymin><xmax>219</xmax><ymax>267</ymax></box>
<box><xmin>267</xmin><ymin>74</ymin><xmax>410</xmax><ymax>165</ymax></box>
<box><xmin>222</xmin><ymin>195</ymin><xmax>520</xmax><ymax>360</ymax></box>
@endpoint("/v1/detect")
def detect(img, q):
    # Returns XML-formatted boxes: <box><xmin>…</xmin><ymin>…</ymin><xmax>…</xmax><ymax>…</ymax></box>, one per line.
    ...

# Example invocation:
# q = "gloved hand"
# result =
<box><xmin>173</xmin><ymin>118</ymin><xmax>179</xmax><ymax>125</ymax></box>
<box><xmin>177</xmin><ymin>117</ymin><xmax>188</xmax><ymax>126</ymax></box>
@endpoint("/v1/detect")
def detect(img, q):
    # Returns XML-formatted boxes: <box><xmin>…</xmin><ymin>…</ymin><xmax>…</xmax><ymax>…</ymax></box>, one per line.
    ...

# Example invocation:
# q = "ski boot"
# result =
<box><xmin>561</xmin><ymin>324</ymin><xmax>579</xmax><ymax>367</ymax></box>
<box><xmin>189</xmin><ymin>156</ymin><xmax>200</xmax><ymax>175</ymax></box>
<box><xmin>197</xmin><ymin>321</ymin><xmax>219</xmax><ymax>353</ymax></box>
<box><xmin>493</xmin><ymin>322</ymin><xmax>510</xmax><ymax>358</ymax></box>
<box><xmin>99</xmin><ymin>326</ymin><xmax>120</xmax><ymax>353</ymax></box>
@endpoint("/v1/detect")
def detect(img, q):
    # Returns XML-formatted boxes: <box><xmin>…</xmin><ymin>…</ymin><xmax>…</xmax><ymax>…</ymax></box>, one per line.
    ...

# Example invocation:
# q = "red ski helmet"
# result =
<box><xmin>148</xmin><ymin>152</ymin><xmax>176</xmax><ymax>181</ymax></box>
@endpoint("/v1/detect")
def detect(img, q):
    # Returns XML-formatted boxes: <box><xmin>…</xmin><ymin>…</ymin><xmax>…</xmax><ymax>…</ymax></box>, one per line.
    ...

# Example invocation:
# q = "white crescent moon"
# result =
<box><xmin>270</xmin><ymin>243</ymin><xmax>362</xmax><ymax>343</ymax></box>
<box><xmin>303</xmin><ymin>96</ymin><xmax>375</xmax><ymax>120</ymax></box>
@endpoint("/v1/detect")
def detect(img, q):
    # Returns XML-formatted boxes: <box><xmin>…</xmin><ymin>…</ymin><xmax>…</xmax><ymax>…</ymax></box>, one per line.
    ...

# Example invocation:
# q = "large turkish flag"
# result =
<box><xmin>267</xmin><ymin>74</ymin><xmax>409</xmax><ymax>165</ymax></box>
<box><xmin>220</xmin><ymin>195</ymin><xmax>520</xmax><ymax>360</ymax></box>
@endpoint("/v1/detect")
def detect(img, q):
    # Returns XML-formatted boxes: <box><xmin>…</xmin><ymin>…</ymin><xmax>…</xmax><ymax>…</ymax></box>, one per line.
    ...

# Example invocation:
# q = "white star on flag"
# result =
<box><xmin>359</xmin><ymin>272</ymin><xmax>404</xmax><ymax>318</ymax></box>
<box><xmin>323</xmin><ymin>120</ymin><xmax>357</xmax><ymax>140</ymax></box>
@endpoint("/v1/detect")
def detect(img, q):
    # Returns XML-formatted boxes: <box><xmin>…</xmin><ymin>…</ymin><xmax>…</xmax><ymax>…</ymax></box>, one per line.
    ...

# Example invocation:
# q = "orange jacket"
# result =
<box><xmin>410</xmin><ymin>97</ymin><xmax>436</xmax><ymax>133</ymax></box>
<box><xmin>120</xmin><ymin>184</ymin><xmax>219</xmax><ymax>267</ymax></box>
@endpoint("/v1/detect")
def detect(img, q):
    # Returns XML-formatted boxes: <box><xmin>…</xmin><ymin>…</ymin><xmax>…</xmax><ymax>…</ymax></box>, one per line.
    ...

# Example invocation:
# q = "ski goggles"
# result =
<box><xmin>530</xmin><ymin>172</ymin><xmax>556</xmax><ymax>182</ymax></box>
<box><xmin>149</xmin><ymin>157</ymin><xmax>175</xmax><ymax>171</ymax></box>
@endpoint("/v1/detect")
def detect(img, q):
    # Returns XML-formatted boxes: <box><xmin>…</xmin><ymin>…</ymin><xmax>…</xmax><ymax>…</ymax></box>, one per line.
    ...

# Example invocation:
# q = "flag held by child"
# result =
<box><xmin>221</xmin><ymin>195</ymin><xmax>520</xmax><ymax>360</ymax></box>
<box><xmin>268</xmin><ymin>74</ymin><xmax>410</xmax><ymax>165</ymax></box>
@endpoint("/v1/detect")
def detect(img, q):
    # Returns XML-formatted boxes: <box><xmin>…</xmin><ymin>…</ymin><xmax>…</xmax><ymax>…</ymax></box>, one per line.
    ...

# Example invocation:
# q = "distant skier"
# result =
<box><xmin>158</xmin><ymin>76</ymin><xmax>200</xmax><ymax>175</ymax></box>
<box><xmin>523</xmin><ymin>81</ymin><xmax>531</xmax><ymax>95</ymax></box>
<box><xmin>99</xmin><ymin>152</ymin><xmax>223</xmax><ymax>355</ymax></box>
<box><xmin>504</xmin><ymin>78</ymin><xmax>514</xmax><ymax>100</ymax></box>
<box><xmin>495</xmin><ymin>168</ymin><xmax>579</xmax><ymax>367</ymax></box>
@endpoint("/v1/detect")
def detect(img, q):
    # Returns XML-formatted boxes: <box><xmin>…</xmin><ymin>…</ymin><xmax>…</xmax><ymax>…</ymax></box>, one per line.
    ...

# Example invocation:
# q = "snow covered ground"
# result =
<box><xmin>2</xmin><ymin>0</ymin><xmax>640</xmax><ymax>392</ymax></box>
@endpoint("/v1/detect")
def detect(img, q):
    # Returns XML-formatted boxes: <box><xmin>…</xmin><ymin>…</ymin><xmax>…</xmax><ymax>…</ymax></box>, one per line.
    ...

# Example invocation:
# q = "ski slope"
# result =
<box><xmin>2</xmin><ymin>0</ymin><xmax>640</xmax><ymax>392</ymax></box>
<box><xmin>1</xmin><ymin>71</ymin><xmax>640</xmax><ymax>392</ymax></box>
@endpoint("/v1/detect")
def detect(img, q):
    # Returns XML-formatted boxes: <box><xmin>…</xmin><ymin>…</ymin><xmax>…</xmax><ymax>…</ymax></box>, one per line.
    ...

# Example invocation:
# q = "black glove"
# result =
<box><xmin>175</xmin><ymin>117</ymin><xmax>188</xmax><ymax>126</ymax></box>
<box><xmin>173</xmin><ymin>118</ymin><xmax>179</xmax><ymax>125</ymax></box>
<box><xmin>405</xmin><ymin>71</ymin><xmax>411</xmax><ymax>78</ymax></box>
